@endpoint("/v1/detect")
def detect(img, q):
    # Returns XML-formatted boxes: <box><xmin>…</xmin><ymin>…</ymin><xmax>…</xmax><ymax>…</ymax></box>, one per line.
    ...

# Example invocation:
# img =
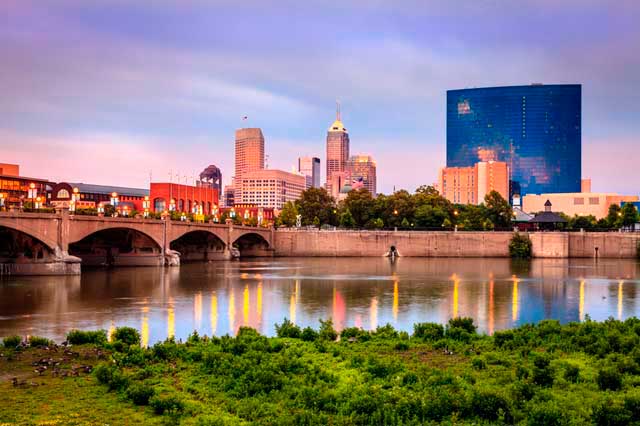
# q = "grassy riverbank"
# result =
<box><xmin>2</xmin><ymin>318</ymin><xmax>640</xmax><ymax>425</ymax></box>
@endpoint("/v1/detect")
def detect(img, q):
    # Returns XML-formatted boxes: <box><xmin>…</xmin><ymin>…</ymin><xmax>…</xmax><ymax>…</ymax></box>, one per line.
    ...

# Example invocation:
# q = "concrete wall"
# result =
<box><xmin>274</xmin><ymin>230</ymin><xmax>640</xmax><ymax>259</ymax></box>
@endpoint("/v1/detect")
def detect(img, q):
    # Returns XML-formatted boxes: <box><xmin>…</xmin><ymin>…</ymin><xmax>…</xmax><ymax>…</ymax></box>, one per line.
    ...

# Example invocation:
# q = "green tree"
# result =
<box><xmin>342</xmin><ymin>188</ymin><xmax>375</xmax><ymax>227</ymax></box>
<box><xmin>607</xmin><ymin>204</ymin><xmax>622</xmax><ymax>228</ymax></box>
<box><xmin>621</xmin><ymin>203</ymin><xmax>638</xmax><ymax>229</ymax></box>
<box><xmin>484</xmin><ymin>191</ymin><xmax>512</xmax><ymax>228</ymax></box>
<box><xmin>414</xmin><ymin>204</ymin><xmax>448</xmax><ymax>228</ymax></box>
<box><xmin>277</xmin><ymin>201</ymin><xmax>298</xmax><ymax>227</ymax></box>
<box><xmin>296</xmin><ymin>188</ymin><xmax>336</xmax><ymax>226</ymax></box>
<box><xmin>569</xmin><ymin>215</ymin><xmax>597</xmax><ymax>230</ymax></box>
<box><xmin>339</xmin><ymin>208</ymin><xmax>356</xmax><ymax>228</ymax></box>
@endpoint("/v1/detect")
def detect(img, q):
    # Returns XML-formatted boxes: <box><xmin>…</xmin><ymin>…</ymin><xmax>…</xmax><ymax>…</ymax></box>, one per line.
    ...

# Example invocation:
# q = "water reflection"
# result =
<box><xmin>0</xmin><ymin>258</ymin><xmax>639</xmax><ymax>343</ymax></box>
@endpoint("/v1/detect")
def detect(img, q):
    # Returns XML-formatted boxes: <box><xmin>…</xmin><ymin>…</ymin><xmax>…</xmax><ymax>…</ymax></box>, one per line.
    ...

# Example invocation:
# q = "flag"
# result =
<box><xmin>242</xmin><ymin>116</ymin><xmax>248</xmax><ymax>120</ymax></box>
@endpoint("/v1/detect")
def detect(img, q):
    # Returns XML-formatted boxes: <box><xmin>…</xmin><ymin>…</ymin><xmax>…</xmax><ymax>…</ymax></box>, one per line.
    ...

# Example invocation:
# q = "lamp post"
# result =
<box><xmin>169</xmin><ymin>198</ymin><xmax>176</xmax><ymax>212</ymax></box>
<box><xmin>123</xmin><ymin>205</ymin><xmax>129</xmax><ymax>217</ymax></box>
<box><xmin>0</xmin><ymin>193</ymin><xmax>4</xmax><ymax>210</ymax></box>
<box><xmin>28</xmin><ymin>183</ymin><xmax>36</xmax><ymax>210</ymax></box>
<box><xmin>110</xmin><ymin>192</ymin><xmax>119</xmax><ymax>216</ymax></box>
<box><xmin>69</xmin><ymin>187</ymin><xmax>79</xmax><ymax>213</ymax></box>
<box><xmin>453</xmin><ymin>209</ymin><xmax>459</xmax><ymax>232</ymax></box>
<box><xmin>97</xmin><ymin>202</ymin><xmax>104</xmax><ymax>216</ymax></box>
<box><xmin>143</xmin><ymin>195</ymin><xmax>150</xmax><ymax>218</ymax></box>
<box><xmin>35</xmin><ymin>196</ymin><xmax>42</xmax><ymax>210</ymax></box>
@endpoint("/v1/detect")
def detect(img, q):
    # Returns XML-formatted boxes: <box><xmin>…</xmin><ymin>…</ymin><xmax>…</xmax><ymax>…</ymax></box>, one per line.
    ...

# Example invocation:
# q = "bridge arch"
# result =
<box><xmin>232</xmin><ymin>231</ymin><xmax>271</xmax><ymax>257</ymax></box>
<box><xmin>0</xmin><ymin>225</ymin><xmax>57</xmax><ymax>262</ymax></box>
<box><xmin>0</xmin><ymin>218</ymin><xmax>59</xmax><ymax>252</ymax></box>
<box><xmin>170</xmin><ymin>230</ymin><xmax>227</xmax><ymax>261</ymax></box>
<box><xmin>69</xmin><ymin>227</ymin><xmax>163</xmax><ymax>267</ymax></box>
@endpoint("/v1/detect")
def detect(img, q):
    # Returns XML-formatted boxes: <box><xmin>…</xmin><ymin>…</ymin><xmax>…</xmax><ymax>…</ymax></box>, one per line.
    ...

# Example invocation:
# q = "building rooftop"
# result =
<box><xmin>69</xmin><ymin>183</ymin><xmax>149</xmax><ymax>197</ymax></box>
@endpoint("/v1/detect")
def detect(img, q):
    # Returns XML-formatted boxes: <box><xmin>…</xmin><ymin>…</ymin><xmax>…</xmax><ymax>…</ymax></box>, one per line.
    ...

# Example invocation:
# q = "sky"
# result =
<box><xmin>1</xmin><ymin>0</ymin><xmax>639</xmax><ymax>194</ymax></box>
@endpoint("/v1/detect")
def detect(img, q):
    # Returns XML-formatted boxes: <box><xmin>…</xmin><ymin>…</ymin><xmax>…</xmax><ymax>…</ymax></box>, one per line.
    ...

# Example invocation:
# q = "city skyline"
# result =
<box><xmin>1</xmin><ymin>1</ymin><xmax>639</xmax><ymax>195</ymax></box>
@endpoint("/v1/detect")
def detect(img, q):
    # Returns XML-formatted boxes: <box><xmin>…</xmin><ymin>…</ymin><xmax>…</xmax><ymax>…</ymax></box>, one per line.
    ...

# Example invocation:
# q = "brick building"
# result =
<box><xmin>150</xmin><ymin>182</ymin><xmax>219</xmax><ymax>214</ymax></box>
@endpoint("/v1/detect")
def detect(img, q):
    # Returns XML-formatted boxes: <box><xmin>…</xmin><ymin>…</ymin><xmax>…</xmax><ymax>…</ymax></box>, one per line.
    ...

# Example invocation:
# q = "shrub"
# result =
<box><xmin>527</xmin><ymin>399</ymin><xmax>564</xmax><ymax>426</ymax></box>
<box><xmin>94</xmin><ymin>364</ymin><xmax>129</xmax><ymax>391</ymax></box>
<box><xmin>126</xmin><ymin>383</ymin><xmax>155</xmax><ymax>405</ymax></box>
<box><xmin>472</xmin><ymin>357</ymin><xmax>486</xmax><ymax>370</ymax></box>
<box><xmin>597</xmin><ymin>368</ymin><xmax>623</xmax><ymax>391</ymax></box>
<box><xmin>448</xmin><ymin>317</ymin><xmax>477</xmax><ymax>334</ymax></box>
<box><xmin>509</xmin><ymin>232</ymin><xmax>532</xmax><ymax>258</ymax></box>
<box><xmin>2</xmin><ymin>335</ymin><xmax>21</xmax><ymax>348</ymax></box>
<box><xmin>564</xmin><ymin>363</ymin><xmax>580</xmax><ymax>383</ymax></box>
<box><xmin>469</xmin><ymin>388</ymin><xmax>510</xmax><ymax>421</ymax></box>
<box><xmin>413</xmin><ymin>323</ymin><xmax>444</xmax><ymax>341</ymax></box>
<box><xmin>318</xmin><ymin>319</ymin><xmax>337</xmax><ymax>341</ymax></box>
<box><xmin>301</xmin><ymin>327</ymin><xmax>319</xmax><ymax>342</ymax></box>
<box><xmin>593</xmin><ymin>398</ymin><xmax>631</xmax><ymax>426</ymax></box>
<box><xmin>532</xmin><ymin>354</ymin><xmax>554</xmax><ymax>387</ymax></box>
<box><xmin>112</xmin><ymin>327</ymin><xmax>140</xmax><ymax>346</ymax></box>
<box><xmin>28</xmin><ymin>336</ymin><xmax>52</xmax><ymax>347</ymax></box>
<box><xmin>394</xmin><ymin>341</ymin><xmax>409</xmax><ymax>351</ymax></box>
<box><xmin>66</xmin><ymin>329</ymin><xmax>108</xmax><ymax>345</ymax></box>
<box><xmin>275</xmin><ymin>318</ymin><xmax>301</xmax><ymax>338</ymax></box>
<box><xmin>150</xmin><ymin>393</ymin><xmax>185</xmax><ymax>415</ymax></box>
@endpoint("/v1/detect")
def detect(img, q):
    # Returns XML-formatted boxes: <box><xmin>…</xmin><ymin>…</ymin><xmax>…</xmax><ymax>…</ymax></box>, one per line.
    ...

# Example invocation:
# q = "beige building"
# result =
<box><xmin>523</xmin><ymin>192</ymin><xmax>639</xmax><ymax>219</ymax></box>
<box><xmin>236</xmin><ymin>169</ymin><xmax>306</xmax><ymax>209</ymax></box>
<box><xmin>438</xmin><ymin>161</ymin><xmax>509</xmax><ymax>205</ymax></box>
<box><xmin>347</xmin><ymin>154</ymin><xmax>377</xmax><ymax>196</ymax></box>
<box><xmin>235</xmin><ymin>128</ymin><xmax>265</xmax><ymax>181</ymax></box>
<box><xmin>326</xmin><ymin>106</ymin><xmax>350</xmax><ymax>196</ymax></box>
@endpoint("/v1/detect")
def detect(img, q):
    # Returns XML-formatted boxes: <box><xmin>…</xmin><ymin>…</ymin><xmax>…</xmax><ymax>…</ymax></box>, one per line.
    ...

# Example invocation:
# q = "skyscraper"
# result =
<box><xmin>347</xmin><ymin>154</ymin><xmax>377</xmax><ymax>196</ymax></box>
<box><xmin>234</xmin><ymin>128</ymin><xmax>265</xmax><ymax>201</ymax></box>
<box><xmin>235</xmin><ymin>128</ymin><xmax>265</xmax><ymax>182</ymax></box>
<box><xmin>447</xmin><ymin>84</ymin><xmax>581</xmax><ymax>197</ymax></box>
<box><xmin>326</xmin><ymin>104</ymin><xmax>350</xmax><ymax>196</ymax></box>
<box><xmin>298</xmin><ymin>156</ymin><xmax>320</xmax><ymax>189</ymax></box>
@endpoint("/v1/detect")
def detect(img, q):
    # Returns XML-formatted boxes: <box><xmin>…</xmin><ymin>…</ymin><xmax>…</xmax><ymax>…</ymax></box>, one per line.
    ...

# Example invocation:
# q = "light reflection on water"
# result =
<box><xmin>0</xmin><ymin>258</ymin><xmax>639</xmax><ymax>344</ymax></box>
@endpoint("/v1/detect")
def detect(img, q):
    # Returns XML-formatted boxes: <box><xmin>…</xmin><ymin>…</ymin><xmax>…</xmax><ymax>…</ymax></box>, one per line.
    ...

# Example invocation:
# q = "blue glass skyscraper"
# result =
<box><xmin>446</xmin><ymin>84</ymin><xmax>581</xmax><ymax>196</ymax></box>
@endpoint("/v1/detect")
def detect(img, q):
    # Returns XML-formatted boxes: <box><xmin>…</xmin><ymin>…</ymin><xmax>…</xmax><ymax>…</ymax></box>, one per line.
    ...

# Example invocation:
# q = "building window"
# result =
<box><xmin>589</xmin><ymin>197</ymin><xmax>599</xmax><ymax>205</ymax></box>
<box><xmin>574</xmin><ymin>197</ymin><xmax>584</xmax><ymax>205</ymax></box>
<box><xmin>57</xmin><ymin>189</ymin><xmax>70</xmax><ymax>199</ymax></box>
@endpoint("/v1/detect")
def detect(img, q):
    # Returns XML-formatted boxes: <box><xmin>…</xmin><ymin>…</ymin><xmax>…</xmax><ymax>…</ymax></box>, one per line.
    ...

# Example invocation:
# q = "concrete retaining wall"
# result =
<box><xmin>274</xmin><ymin>230</ymin><xmax>640</xmax><ymax>259</ymax></box>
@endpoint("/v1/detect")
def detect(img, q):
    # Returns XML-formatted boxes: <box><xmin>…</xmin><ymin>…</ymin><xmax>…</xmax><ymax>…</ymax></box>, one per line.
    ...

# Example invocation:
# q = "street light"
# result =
<box><xmin>35</xmin><ymin>196</ymin><xmax>42</xmax><ymax>210</ymax></box>
<box><xmin>110</xmin><ymin>192</ymin><xmax>119</xmax><ymax>207</ymax></box>
<box><xmin>0</xmin><ymin>193</ymin><xmax>5</xmax><ymax>210</ymax></box>
<box><xmin>169</xmin><ymin>198</ymin><xmax>176</xmax><ymax>212</ymax></box>
<box><xmin>143</xmin><ymin>195</ymin><xmax>150</xmax><ymax>218</ymax></box>
<box><xmin>97</xmin><ymin>202</ymin><xmax>104</xmax><ymax>215</ymax></box>
<box><xmin>123</xmin><ymin>205</ymin><xmax>129</xmax><ymax>217</ymax></box>
<box><xmin>28</xmin><ymin>183</ymin><xmax>36</xmax><ymax>209</ymax></box>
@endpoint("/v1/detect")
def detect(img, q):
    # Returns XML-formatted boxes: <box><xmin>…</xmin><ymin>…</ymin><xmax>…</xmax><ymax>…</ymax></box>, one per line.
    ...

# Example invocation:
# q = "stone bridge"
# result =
<box><xmin>0</xmin><ymin>211</ymin><xmax>273</xmax><ymax>275</ymax></box>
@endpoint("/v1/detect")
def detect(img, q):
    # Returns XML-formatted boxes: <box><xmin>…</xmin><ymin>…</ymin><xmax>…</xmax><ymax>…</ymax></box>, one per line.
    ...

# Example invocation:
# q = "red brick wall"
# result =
<box><xmin>150</xmin><ymin>182</ymin><xmax>219</xmax><ymax>213</ymax></box>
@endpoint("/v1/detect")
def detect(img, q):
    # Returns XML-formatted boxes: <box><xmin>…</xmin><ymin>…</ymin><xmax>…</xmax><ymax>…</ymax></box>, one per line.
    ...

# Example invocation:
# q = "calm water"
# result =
<box><xmin>1</xmin><ymin>258</ymin><xmax>639</xmax><ymax>345</ymax></box>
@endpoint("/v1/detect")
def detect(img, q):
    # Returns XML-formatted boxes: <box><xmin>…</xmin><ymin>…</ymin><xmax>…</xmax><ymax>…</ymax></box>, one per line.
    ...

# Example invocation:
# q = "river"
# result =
<box><xmin>1</xmin><ymin>258</ymin><xmax>639</xmax><ymax>344</ymax></box>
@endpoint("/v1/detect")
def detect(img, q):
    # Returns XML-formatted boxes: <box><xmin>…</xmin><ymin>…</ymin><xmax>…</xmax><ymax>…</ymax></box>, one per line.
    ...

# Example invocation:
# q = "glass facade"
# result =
<box><xmin>446</xmin><ymin>84</ymin><xmax>581</xmax><ymax>196</ymax></box>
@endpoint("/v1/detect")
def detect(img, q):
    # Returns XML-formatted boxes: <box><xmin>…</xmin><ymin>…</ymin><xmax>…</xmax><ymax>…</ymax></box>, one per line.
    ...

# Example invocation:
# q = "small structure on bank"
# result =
<box><xmin>529</xmin><ymin>200</ymin><xmax>567</xmax><ymax>231</ymax></box>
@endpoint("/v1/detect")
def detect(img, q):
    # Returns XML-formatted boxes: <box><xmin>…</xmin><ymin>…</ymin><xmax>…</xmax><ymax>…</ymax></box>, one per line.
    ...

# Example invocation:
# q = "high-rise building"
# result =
<box><xmin>223</xmin><ymin>184</ymin><xmax>235</xmax><ymax>208</ymax></box>
<box><xmin>328</xmin><ymin>171</ymin><xmax>351</xmax><ymax>200</ymax></box>
<box><xmin>347</xmin><ymin>155</ymin><xmax>377</xmax><ymax>196</ymax></box>
<box><xmin>439</xmin><ymin>161</ymin><xmax>509</xmax><ymax>205</ymax></box>
<box><xmin>298</xmin><ymin>156</ymin><xmax>320</xmax><ymax>189</ymax></box>
<box><xmin>234</xmin><ymin>128</ymin><xmax>265</xmax><ymax>202</ymax></box>
<box><xmin>197</xmin><ymin>165</ymin><xmax>222</xmax><ymax>193</ymax></box>
<box><xmin>447</xmin><ymin>84</ymin><xmax>581</xmax><ymax>197</ymax></box>
<box><xmin>326</xmin><ymin>104</ymin><xmax>350</xmax><ymax>195</ymax></box>
<box><xmin>235</xmin><ymin>128</ymin><xmax>265</xmax><ymax>182</ymax></box>
<box><xmin>236</xmin><ymin>169</ymin><xmax>306</xmax><ymax>209</ymax></box>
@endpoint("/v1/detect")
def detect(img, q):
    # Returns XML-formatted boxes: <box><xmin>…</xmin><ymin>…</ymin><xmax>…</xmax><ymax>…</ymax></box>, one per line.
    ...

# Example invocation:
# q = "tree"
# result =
<box><xmin>295</xmin><ymin>188</ymin><xmax>337</xmax><ymax>226</ymax></box>
<box><xmin>569</xmin><ymin>215</ymin><xmax>597</xmax><ymax>230</ymax></box>
<box><xmin>607</xmin><ymin>204</ymin><xmax>622</xmax><ymax>228</ymax></box>
<box><xmin>620</xmin><ymin>203</ymin><xmax>639</xmax><ymax>229</ymax></box>
<box><xmin>277</xmin><ymin>201</ymin><xmax>298</xmax><ymax>227</ymax></box>
<box><xmin>339</xmin><ymin>208</ymin><xmax>355</xmax><ymax>228</ymax></box>
<box><xmin>342</xmin><ymin>188</ymin><xmax>375</xmax><ymax>227</ymax></box>
<box><xmin>414</xmin><ymin>204</ymin><xmax>448</xmax><ymax>228</ymax></box>
<box><xmin>484</xmin><ymin>191</ymin><xmax>512</xmax><ymax>228</ymax></box>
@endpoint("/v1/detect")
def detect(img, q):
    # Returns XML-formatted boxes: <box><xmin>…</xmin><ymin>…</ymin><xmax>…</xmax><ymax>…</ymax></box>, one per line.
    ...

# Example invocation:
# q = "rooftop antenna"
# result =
<box><xmin>336</xmin><ymin>99</ymin><xmax>341</xmax><ymax>121</ymax></box>
<box><xmin>265</xmin><ymin>154</ymin><xmax>270</xmax><ymax>169</ymax></box>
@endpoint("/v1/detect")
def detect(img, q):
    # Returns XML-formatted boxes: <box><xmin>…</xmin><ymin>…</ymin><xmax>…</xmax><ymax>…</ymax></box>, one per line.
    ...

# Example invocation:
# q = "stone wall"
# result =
<box><xmin>274</xmin><ymin>230</ymin><xmax>640</xmax><ymax>259</ymax></box>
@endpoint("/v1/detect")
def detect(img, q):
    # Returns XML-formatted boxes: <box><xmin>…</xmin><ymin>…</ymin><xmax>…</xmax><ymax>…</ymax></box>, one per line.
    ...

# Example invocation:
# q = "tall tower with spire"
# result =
<box><xmin>325</xmin><ymin>102</ymin><xmax>350</xmax><ymax>197</ymax></box>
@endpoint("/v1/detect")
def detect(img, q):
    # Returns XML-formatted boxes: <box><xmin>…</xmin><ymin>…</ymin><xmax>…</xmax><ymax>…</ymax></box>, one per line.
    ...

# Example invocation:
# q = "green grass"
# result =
<box><xmin>3</xmin><ymin>317</ymin><xmax>640</xmax><ymax>425</ymax></box>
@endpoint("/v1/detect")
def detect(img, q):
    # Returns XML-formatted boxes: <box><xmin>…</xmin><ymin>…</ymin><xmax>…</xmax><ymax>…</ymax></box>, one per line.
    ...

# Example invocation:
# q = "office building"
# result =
<box><xmin>298</xmin><ymin>156</ymin><xmax>321</xmax><ymax>189</ymax></box>
<box><xmin>347</xmin><ymin>154</ymin><xmax>377</xmax><ymax>196</ymax></box>
<box><xmin>439</xmin><ymin>161</ymin><xmax>509</xmax><ymax>205</ymax></box>
<box><xmin>235</xmin><ymin>169</ymin><xmax>306</xmax><ymax>209</ymax></box>
<box><xmin>326</xmin><ymin>105</ymin><xmax>350</xmax><ymax>195</ymax></box>
<box><xmin>223</xmin><ymin>185</ymin><xmax>235</xmax><ymax>208</ymax></box>
<box><xmin>523</xmin><ymin>192</ymin><xmax>639</xmax><ymax>219</ymax></box>
<box><xmin>0</xmin><ymin>172</ymin><xmax>50</xmax><ymax>208</ymax></box>
<box><xmin>447</xmin><ymin>84</ymin><xmax>581</xmax><ymax>196</ymax></box>
<box><xmin>234</xmin><ymin>128</ymin><xmax>265</xmax><ymax>200</ymax></box>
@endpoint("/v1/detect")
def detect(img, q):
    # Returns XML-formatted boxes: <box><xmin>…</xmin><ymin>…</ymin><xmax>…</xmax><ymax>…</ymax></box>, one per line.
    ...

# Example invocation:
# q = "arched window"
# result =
<box><xmin>178</xmin><ymin>199</ymin><xmax>184</xmax><ymax>211</ymax></box>
<box><xmin>154</xmin><ymin>198</ymin><xmax>166</xmax><ymax>212</ymax></box>
<box><xmin>207</xmin><ymin>202</ymin><xmax>211</xmax><ymax>214</ymax></box>
<box><xmin>57</xmin><ymin>189</ymin><xmax>70</xmax><ymax>199</ymax></box>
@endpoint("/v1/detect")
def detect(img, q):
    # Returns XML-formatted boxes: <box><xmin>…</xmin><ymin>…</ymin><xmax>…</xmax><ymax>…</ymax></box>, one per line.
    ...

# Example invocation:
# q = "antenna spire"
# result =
<box><xmin>336</xmin><ymin>100</ymin><xmax>341</xmax><ymax>121</ymax></box>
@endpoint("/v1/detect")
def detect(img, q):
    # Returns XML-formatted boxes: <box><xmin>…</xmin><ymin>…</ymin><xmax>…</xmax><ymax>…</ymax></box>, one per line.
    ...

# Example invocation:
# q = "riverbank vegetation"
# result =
<box><xmin>277</xmin><ymin>186</ymin><xmax>639</xmax><ymax>231</ymax></box>
<box><xmin>4</xmin><ymin>318</ymin><xmax>640</xmax><ymax>424</ymax></box>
